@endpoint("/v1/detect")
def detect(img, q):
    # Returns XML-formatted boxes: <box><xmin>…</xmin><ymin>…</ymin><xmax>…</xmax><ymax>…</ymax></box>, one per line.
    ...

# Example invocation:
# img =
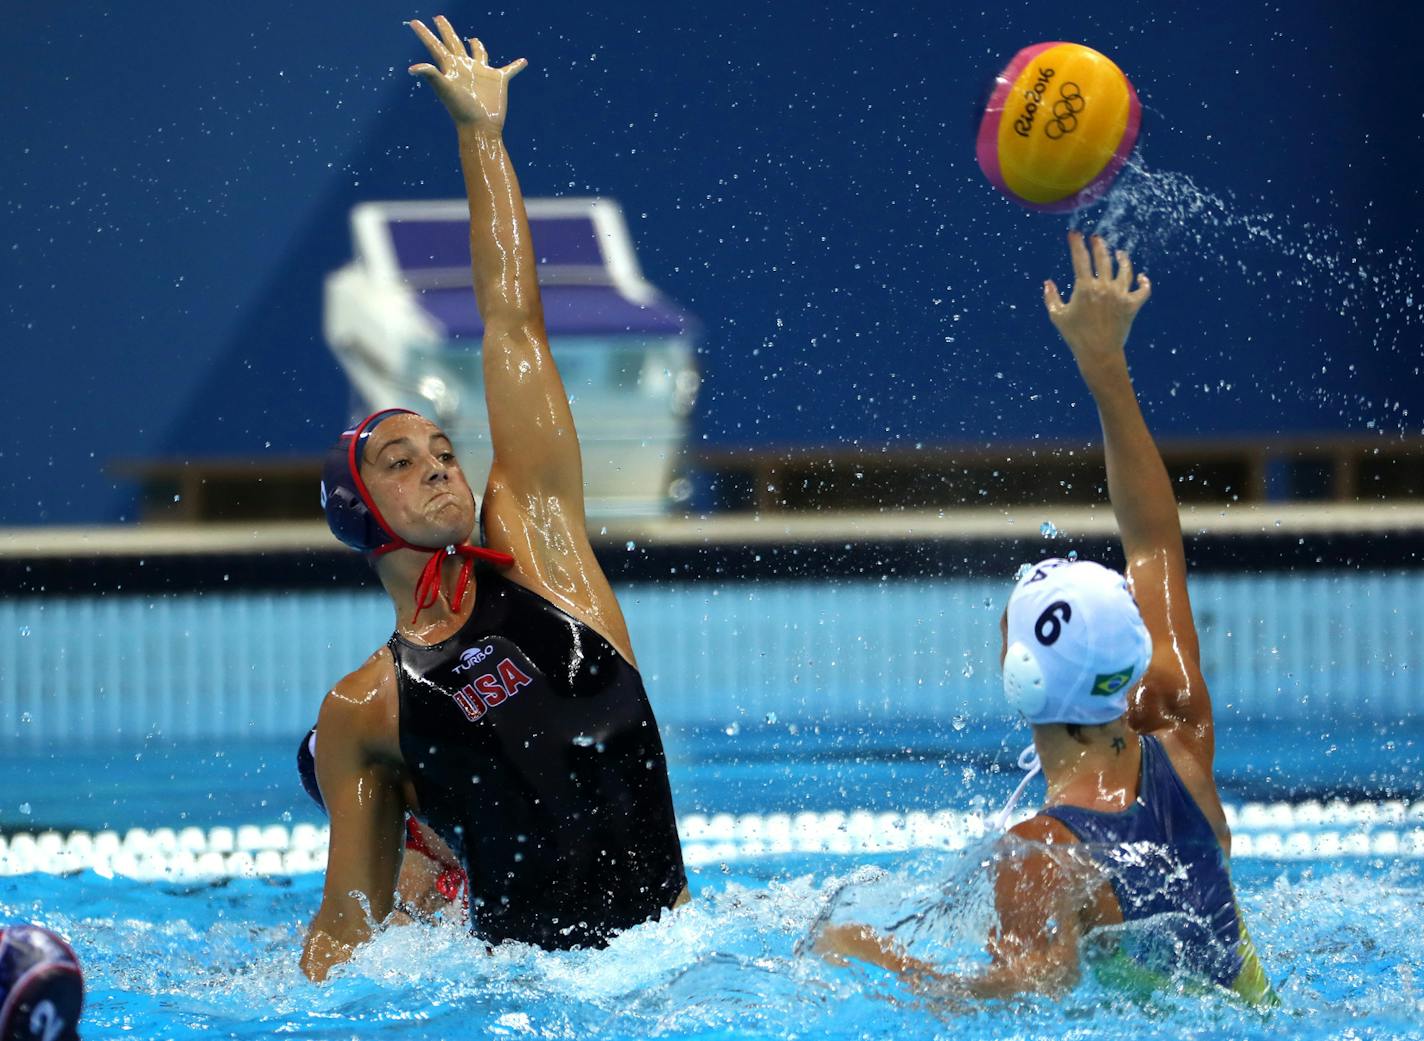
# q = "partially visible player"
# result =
<box><xmin>0</xmin><ymin>924</ymin><xmax>84</xmax><ymax>1041</ymax></box>
<box><xmin>817</xmin><ymin>233</ymin><xmax>1271</xmax><ymax>1005</ymax></box>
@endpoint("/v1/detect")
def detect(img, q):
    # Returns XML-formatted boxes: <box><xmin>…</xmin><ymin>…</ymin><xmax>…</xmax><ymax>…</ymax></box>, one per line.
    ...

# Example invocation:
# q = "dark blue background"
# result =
<box><xmin>3</xmin><ymin>1</ymin><xmax>1420</xmax><ymax>524</ymax></box>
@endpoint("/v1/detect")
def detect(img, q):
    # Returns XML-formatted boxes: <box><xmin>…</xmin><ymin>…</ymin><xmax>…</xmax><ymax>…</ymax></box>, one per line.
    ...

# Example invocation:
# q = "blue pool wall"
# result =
<box><xmin>5</xmin><ymin>2</ymin><xmax>1421</xmax><ymax>525</ymax></box>
<box><xmin>2</xmin><ymin>571</ymin><xmax>1419</xmax><ymax>751</ymax></box>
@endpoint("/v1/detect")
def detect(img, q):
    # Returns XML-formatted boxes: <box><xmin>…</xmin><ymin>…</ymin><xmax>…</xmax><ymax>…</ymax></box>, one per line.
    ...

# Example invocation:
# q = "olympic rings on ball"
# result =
<box><xmin>976</xmin><ymin>42</ymin><xmax>1142</xmax><ymax>213</ymax></box>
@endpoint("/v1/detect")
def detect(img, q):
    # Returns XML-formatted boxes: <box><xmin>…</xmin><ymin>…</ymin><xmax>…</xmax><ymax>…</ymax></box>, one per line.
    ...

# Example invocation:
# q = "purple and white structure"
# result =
<box><xmin>324</xmin><ymin>198</ymin><xmax>699</xmax><ymax>516</ymax></box>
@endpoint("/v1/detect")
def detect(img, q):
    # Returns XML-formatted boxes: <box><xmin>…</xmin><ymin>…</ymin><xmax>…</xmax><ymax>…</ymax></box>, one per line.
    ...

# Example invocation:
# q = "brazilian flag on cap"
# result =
<box><xmin>1092</xmin><ymin>668</ymin><xmax>1134</xmax><ymax>697</ymax></box>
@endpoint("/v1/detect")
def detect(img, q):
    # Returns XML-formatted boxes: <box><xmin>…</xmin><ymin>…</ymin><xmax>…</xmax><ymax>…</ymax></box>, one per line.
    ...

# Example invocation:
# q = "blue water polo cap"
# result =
<box><xmin>0</xmin><ymin>924</ymin><xmax>84</xmax><ymax>1041</ymax></box>
<box><xmin>320</xmin><ymin>408</ymin><xmax>417</xmax><ymax>553</ymax></box>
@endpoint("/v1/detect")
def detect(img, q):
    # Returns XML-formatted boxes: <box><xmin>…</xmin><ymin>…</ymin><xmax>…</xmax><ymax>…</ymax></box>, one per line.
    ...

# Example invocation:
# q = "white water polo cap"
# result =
<box><xmin>1002</xmin><ymin>558</ymin><xmax>1153</xmax><ymax>725</ymax></box>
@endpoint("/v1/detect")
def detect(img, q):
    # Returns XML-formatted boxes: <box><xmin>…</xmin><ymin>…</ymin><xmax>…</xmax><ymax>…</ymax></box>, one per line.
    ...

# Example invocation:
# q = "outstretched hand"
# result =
<box><xmin>408</xmin><ymin>15</ymin><xmax>526</xmax><ymax>129</ymax></box>
<box><xmin>813</xmin><ymin>922</ymin><xmax>972</xmax><ymax>1005</ymax></box>
<box><xmin>812</xmin><ymin>922</ymin><xmax>900</xmax><ymax>969</ymax></box>
<box><xmin>1043</xmin><ymin>231</ymin><xmax>1151</xmax><ymax>378</ymax></box>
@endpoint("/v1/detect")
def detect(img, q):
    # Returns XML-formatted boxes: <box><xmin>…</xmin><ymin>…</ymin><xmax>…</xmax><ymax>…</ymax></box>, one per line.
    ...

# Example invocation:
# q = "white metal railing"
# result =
<box><xmin>1</xmin><ymin>573</ymin><xmax>1420</xmax><ymax>749</ymax></box>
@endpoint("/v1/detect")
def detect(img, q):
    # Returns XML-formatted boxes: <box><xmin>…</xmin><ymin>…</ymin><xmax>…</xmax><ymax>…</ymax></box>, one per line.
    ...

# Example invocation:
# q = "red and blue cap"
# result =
<box><xmin>320</xmin><ymin>408</ymin><xmax>515</xmax><ymax>622</ymax></box>
<box><xmin>320</xmin><ymin>408</ymin><xmax>417</xmax><ymax>554</ymax></box>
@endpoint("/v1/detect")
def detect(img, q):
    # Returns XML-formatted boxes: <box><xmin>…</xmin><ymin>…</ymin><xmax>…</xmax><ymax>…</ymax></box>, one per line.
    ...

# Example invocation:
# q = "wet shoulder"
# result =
<box><xmin>999</xmin><ymin>816</ymin><xmax>1100</xmax><ymax>916</ymax></box>
<box><xmin>1131</xmin><ymin>660</ymin><xmax>1215</xmax><ymax>759</ymax></box>
<box><xmin>319</xmin><ymin>645</ymin><xmax>401</xmax><ymax>761</ymax></box>
<box><xmin>1008</xmin><ymin>814</ymin><xmax>1122</xmax><ymax>930</ymax></box>
<box><xmin>1008</xmin><ymin>814</ymin><xmax>1079</xmax><ymax>846</ymax></box>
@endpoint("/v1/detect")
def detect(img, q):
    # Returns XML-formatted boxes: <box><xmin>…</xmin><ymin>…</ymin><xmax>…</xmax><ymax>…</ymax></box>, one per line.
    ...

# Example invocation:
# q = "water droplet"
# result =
<box><xmin>1040</xmin><ymin>521</ymin><xmax>1058</xmax><ymax>539</ymax></box>
<box><xmin>724</xmin><ymin>722</ymin><xmax>741</xmax><ymax>737</ymax></box>
<box><xmin>952</xmin><ymin>715</ymin><xmax>968</xmax><ymax>732</ymax></box>
<box><xmin>17</xmin><ymin>626</ymin><xmax>30</xmax><ymax>637</ymax></box>
<box><xmin>19</xmin><ymin>712</ymin><xmax>32</xmax><ymax>725</ymax></box>
<box><xmin>572</xmin><ymin>734</ymin><xmax>595</xmax><ymax>748</ymax></box>
<box><xmin>764</xmin><ymin>711</ymin><xmax>778</xmax><ymax>725</ymax></box>
<box><xmin>18</xmin><ymin>803</ymin><xmax>31</xmax><ymax>815</ymax></box>
<box><xmin>1067</xmin><ymin>549</ymin><xmax>1079</xmax><ymax>561</ymax></box>
<box><xmin>625</xmin><ymin>540</ymin><xmax>637</xmax><ymax>552</ymax></box>
<box><xmin>962</xmin><ymin>663</ymin><xmax>975</xmax><ymax>679</ymax></box>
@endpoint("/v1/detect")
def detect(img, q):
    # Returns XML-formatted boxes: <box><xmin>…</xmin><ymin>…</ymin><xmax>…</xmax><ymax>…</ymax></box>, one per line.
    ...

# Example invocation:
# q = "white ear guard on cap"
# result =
<box><xmin>1001</xmin><ymin>558</ymin><xmax>1152</xmax><ymax>726</ymax></box>
<box><xmin>1003</xmin><ymin>641</ymin><xmax>1047</xmax><ymax>717</ymax></box>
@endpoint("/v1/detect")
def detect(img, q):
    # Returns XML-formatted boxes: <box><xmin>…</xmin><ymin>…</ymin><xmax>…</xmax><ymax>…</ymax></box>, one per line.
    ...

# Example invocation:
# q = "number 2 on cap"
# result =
<box><xmin>1035</xmin><ymin>601</ymin><xmax>1072</xmax><ymax>645</ymax></box>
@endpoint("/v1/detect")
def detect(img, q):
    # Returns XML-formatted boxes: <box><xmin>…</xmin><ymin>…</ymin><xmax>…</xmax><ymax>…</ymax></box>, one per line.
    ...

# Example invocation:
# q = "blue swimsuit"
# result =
<box><xmin>1042</xmin><ymin>734</ymin><xmax>1270</xmax><ymax>1000</ymax></box>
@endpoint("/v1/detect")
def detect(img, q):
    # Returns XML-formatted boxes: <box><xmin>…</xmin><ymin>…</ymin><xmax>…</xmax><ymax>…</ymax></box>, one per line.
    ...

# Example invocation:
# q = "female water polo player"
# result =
<box><xmin>0</xmin><ymin>924</ymin><xmax>83</xmax><ymax>1040</ymax></box>
<box><xmin>818</xmin><ymin>232</ymin><xmax>1271</xmax><ymax>1004</ymax></box>
<box><xmin>298</xmin><ymin>16</ymin><xmax>687</xmax><ymax>981</ymax></box>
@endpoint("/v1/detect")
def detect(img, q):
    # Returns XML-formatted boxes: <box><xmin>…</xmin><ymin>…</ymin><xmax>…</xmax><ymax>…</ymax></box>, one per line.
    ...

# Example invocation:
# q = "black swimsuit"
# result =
<box><xmin>388</xmin><ymin>566</ymin><xmax>685</xmax><ymax>949</ymax></box>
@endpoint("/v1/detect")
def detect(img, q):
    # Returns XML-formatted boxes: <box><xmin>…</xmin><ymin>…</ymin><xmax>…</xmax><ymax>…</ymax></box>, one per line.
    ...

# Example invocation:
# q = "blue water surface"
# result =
<box><xmin>5</xmin><ymin>721</ymin><xmax>1421</xmax><ymax>833</ymax></box>
<box><xmin>3</xmin><ymin>722</ymin><xmax>1423</xmax><ymax>1040</ymax></box>
<box><xmin>2</xmin><ymin>852</ymin><xmax>1420</xmax><ymax>1040</ymax></box>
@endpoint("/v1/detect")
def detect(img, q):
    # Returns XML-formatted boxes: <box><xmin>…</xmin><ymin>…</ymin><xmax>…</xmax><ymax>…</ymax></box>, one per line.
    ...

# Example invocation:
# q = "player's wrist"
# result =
<box><xmin>456</xmin><ymin>120</ymin><xmax>504</xmax><ymax>140</ymax></box>
<box><xmin>1072</xmin><ymin>350</ymin><xmax>1131</xmax><ymax>392</ymax></box>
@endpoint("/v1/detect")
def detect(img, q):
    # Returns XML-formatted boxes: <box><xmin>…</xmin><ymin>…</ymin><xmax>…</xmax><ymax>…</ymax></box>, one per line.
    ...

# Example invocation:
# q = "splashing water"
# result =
<box><xmin>7</xmin><ymin>851</ymin><xmax>1422</xmax><ymax>1040</ymax></box>
<box><xmin>1076</xmin><ymin>160</ymin><xmax>1419</xmax><ymax>329</ymax></box>
<box><xmin>1068</xmin><ymin>158</ymin><xmax>1421</xmax><ymax>435</ymax></box>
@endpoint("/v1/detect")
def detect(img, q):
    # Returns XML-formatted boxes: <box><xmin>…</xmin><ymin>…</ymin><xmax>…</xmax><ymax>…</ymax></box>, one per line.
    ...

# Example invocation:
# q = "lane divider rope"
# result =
<box><xmin>2</xmin><ymin>800</ymin><xmax>1422</xmax><ymax>881</ymax></box>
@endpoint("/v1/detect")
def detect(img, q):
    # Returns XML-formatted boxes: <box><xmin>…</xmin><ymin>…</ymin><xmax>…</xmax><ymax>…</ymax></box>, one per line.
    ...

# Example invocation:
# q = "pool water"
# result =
<box><xmin>4</xmin><ymin>850</ymin><xmax>1421</xmax><ymax>1040</ymax></box>
<box><xmin>6</xmin><ymin>720</ymin><xmax>1420</xmax><ymax>832</ymax></box>
<box><xmin>3</xmin><ymin>722</ymin><xmax>1423</xmax><ymax>1040</ymax></box>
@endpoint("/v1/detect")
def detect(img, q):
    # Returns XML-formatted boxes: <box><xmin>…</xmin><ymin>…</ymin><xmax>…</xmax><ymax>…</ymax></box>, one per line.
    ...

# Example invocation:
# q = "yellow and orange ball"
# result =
<box><xmin>976</xmin><ymin>42</ymin><xmax>1141</xmax><ymax>213</ymax></box>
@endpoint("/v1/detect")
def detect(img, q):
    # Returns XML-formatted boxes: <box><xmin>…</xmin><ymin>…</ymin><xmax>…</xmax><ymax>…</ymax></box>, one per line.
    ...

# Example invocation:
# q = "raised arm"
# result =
<box><xmin>408</xmin><ymin>17</ymin><xmax>583</xmax><ymax>513</ymax></box>
<box><xmin>1043</xmin><ymin>232</ymin><xmax>1213</xmax><ymax>756</ymax></box>
<box><xmin>408</xmin><ymin>17</ymin><xmax>636</xmax><ymax>662</ymax></box>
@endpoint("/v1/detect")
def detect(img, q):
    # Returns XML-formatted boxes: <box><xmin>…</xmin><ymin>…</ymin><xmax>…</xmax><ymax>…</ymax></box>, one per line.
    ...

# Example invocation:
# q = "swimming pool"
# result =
<box><xmin>3</xmin><ymin>570</ymin><xmax>1422</xmax><ymax>1038</ymax></box>
<box><xmin>6</xmin><ymin>845</ymin><xmax>1422</xmax><ymax>1041</ymax></box>
<box><xmin>3</xmin><ymin>720</ymin><xmax>1423</xmax><ymax>1040</ymax></box>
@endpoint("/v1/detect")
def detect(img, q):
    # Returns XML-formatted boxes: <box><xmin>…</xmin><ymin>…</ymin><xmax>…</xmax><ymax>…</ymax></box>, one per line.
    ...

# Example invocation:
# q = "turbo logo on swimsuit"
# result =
<box><xmin>452</xmin><ymin>645</ymin><xmax>496</xmax><ymax>673</ymax></box>
<box><xmin>450</xmin><ymin>657</ymin><xmax>534</xmax><ymax>722</ymax></box>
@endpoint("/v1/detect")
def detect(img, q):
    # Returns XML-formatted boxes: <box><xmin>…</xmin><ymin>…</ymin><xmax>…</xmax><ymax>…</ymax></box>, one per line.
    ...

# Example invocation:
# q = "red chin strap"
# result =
<box><xmin>378</xmin><ymin>539</ymin><xmax>515</xmax><ymax>624</ymax></box>
<box><xmin>343</xmin><ymin>409</ymin><xmax>513</xmax><ymax>621</ymax></box>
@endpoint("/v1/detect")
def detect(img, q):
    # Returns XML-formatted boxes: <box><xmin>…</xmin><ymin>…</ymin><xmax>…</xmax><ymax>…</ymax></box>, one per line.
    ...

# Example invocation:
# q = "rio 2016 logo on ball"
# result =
<box><xmin>976</xmin><ymin>42</ymin><xmax>1141</xmax><ymax>213</ymax></box>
